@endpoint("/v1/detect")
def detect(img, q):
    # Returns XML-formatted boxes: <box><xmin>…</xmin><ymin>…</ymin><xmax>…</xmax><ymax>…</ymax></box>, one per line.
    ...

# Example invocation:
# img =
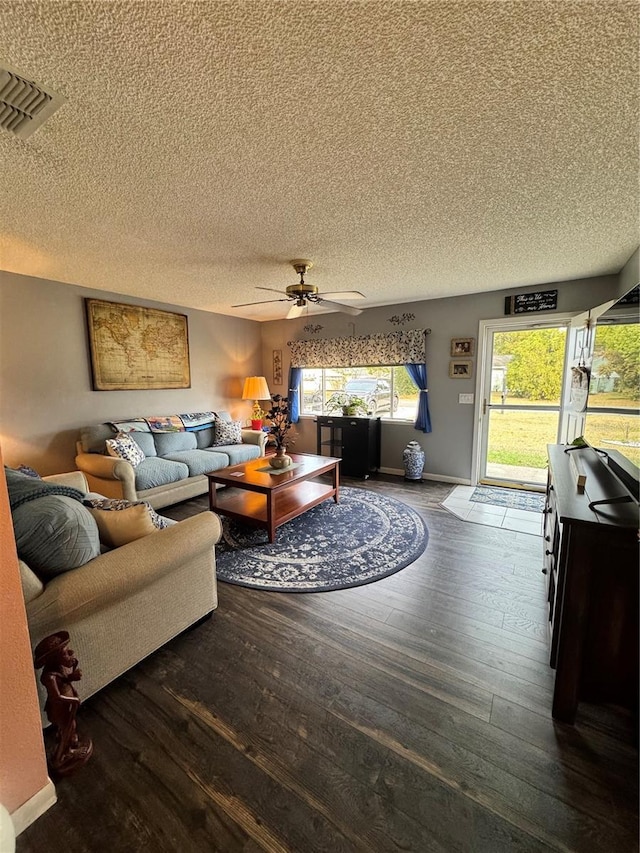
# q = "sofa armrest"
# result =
<box><xmin>74</xmin><ymin>451</ymin><xmax>137</xmax><ymax>501</ymax></box>
<box><xmin>241</xmin><ymin>428</ymin><xmax>267</xmax><ymax>455</ymax></box>
<box><xmin>26</xmin><ymin>512</ymin><xmax>221</xmax><ymax>631</ymax></box>
<box><xmin>43</xmin><ymin>471</ymin><xmax>89</xmax><ymax>492</ymax></box>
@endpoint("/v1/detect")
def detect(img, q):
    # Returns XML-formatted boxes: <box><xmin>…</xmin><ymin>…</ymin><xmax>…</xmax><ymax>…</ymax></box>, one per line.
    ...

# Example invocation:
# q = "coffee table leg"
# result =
<box><xmin>333</xmin><ymin>462</ymin><xmax>340</xmax><ymax>503</ymax></box>
<box><xmin>267</xmin><ymin>492</ymin><xmax>276</xmax><ymax>542</ymax></box>
<box><xmin>209</xmin><ymin>479</ymin><xmax>217</xmax><ymax>512</ymax></box>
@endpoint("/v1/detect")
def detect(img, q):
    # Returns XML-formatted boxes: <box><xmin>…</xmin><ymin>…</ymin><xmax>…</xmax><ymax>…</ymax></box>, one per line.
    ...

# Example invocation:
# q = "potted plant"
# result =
<box><xmin>326</xmin><ymin>392</ymin><xmax>370</xmax><ymax>417</ymax></box>
<box><xmin>251</xmin><ymin>403</ymin><xmax>266</xmax><ymax>431</ymax></box>
<box><xmin>265</xmin><ymin>395</ymin><xmax>295</xmax><ymax>468</ymax></box>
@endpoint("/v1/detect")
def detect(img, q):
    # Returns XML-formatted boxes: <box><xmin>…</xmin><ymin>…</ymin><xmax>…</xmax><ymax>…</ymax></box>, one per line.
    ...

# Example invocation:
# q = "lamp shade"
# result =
<box><xmin>242</xmin><ymin>376</ymin><xmax>271</xmax><ymax>401</ymax></box>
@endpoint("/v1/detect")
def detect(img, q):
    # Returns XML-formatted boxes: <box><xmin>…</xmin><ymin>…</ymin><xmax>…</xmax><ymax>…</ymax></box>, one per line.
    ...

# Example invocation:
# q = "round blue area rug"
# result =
<box><xmin>215</xmin><ymin>486</ymin><xmax>428</xmax><ymax>592</ymax></box>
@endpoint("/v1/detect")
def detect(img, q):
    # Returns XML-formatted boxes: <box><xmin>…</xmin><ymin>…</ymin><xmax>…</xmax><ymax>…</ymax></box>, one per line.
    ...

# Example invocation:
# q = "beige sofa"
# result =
<box><xmin>18</xmin><ymin>472</ymin><xmax>221</xmax><ymax>720</ymax></box>
<box><xmin>75</xmin><ymin>412</ymin><xmax>267</xmax><ymax>510</ymax></box>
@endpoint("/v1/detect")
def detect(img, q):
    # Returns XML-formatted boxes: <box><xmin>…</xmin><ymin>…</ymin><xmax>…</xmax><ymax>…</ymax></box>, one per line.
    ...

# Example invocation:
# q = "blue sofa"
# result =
<box><xmin>75</xmin><ymin>412</ymin><xmax>266</xmax><ymax>509</ymax></box>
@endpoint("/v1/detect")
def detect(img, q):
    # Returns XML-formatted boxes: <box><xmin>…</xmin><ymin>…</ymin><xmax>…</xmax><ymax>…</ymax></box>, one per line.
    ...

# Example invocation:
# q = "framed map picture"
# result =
<box><xmin>85</xmin><ymin>298</ymin><xmax>191</xmax><ymax>390</ymax></box>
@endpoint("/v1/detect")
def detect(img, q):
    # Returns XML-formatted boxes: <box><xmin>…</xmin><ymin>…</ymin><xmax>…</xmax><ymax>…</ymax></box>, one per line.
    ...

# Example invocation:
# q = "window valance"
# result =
<box><xmin>287</xmin><ymin>329</ymin><xmax>428</xmax><ymax>368</ymax></box>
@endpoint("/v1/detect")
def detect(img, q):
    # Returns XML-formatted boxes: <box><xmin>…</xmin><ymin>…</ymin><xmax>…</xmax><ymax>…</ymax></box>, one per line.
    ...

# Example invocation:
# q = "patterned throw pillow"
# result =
<box><xmin>82</xmin><ymin>497</ymin><xmax>169</xmax><ymax>548</ymax></box>
<box><xmin>213</xmin><ymin>419</ymin><xmax>243</xmax><ymax>446</ymax></box>
<box><xmin>15</xmin><ymin>464</ymin><xmax>41</xmax><ymax>478</ymax></box>
<box><xmin>105</xmin><ymin>432</ymin><xmax>146</xmax><ymax>467</ymax></box>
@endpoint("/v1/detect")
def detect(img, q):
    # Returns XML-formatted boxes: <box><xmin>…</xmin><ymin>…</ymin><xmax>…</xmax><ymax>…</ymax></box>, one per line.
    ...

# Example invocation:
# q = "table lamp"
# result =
<box><xmin>242</xmin><ymin>376</ymin><xmax>271</xmax><ymax>430</ymax></box>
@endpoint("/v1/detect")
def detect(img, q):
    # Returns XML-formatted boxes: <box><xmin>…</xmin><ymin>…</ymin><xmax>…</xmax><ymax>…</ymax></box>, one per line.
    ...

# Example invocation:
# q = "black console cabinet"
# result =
<box><xmin>544</xmin><ymin>444</ymin><xmax>638</xmax><ymax>724</ymax></box>
<box><xmin>316</xmin><ymin>416</ymin><xmax>381</xmax><ymax>478</ymax></box>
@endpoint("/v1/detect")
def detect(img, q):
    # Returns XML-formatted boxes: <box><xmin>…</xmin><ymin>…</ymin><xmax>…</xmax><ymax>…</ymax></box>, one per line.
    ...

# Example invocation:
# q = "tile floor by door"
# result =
<box><xmin>441</xmin><ymin>485</ymin><xmax>543</xmax><ymax>536</ymax></box>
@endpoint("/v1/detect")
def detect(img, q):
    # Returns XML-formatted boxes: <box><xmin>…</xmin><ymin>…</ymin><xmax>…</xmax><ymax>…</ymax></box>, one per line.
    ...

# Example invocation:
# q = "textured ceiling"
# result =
<box><xmin>0</xmin><ymin>1</ymin><xmax>638</xmax><ymax>320</ymax></box>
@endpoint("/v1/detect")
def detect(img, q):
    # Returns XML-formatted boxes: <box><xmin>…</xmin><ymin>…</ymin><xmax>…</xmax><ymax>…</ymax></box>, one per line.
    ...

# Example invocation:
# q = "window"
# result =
<box><xmin>584</xmin><ymin>321</ymin><xmax>639</xmax><ymax>466</ymax></box>
<box><xmin>301</xmin><ymin>366</ymin><xmax>419</xmax><ymax>420</ymax></box>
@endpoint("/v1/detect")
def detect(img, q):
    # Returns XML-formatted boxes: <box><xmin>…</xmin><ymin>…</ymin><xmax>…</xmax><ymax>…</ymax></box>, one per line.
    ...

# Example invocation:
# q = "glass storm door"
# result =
<box><xmin>477</xmin><ymin>321</ymin><xmax>571</xmax><ymax>488</ymax></box>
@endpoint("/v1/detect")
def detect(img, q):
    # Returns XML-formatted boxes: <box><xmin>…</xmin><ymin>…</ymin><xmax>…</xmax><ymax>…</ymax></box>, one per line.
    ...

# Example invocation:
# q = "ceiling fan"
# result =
<box><xmin>232</xmin><ymin>259</ymin><xmax>365</xmax><ymax>319</ymax></box>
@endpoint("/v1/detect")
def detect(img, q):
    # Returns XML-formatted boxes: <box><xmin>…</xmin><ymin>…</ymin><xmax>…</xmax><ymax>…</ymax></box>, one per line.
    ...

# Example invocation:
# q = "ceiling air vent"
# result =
<box><xmin>0</xmin><ymin>64</ymin><xmax>66</xmax><ymax>139</ymax></box>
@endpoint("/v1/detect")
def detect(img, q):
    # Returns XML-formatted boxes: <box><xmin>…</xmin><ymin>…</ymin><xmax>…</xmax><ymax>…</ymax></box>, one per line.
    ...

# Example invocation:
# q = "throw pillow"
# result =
<box><xmin>105</xmin><ymin>432</ymin><xmax>146</xmax><ymax>468</ymax></box>
<box><xmin>83</xmin><ymin>497</ymin><xmax>169</xmax><ymax>548</ymax></box>
<box><xmin>12</xmin><ymin>496</ymin><xmax>101</xmax><ymax>578</ymax></box>
<box><xmin>213</xmin><ymin>419</ymin><xmax>243</xmax><ymax>446</ymax></box>
<box><xmin>15</xmin><ymin>464</ymin><xmax>41</xmax><ymax>478</ymax></box>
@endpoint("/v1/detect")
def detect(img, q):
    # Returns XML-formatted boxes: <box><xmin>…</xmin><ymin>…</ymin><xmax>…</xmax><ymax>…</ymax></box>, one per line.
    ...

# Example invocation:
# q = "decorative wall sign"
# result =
<box><xmin>450</xmin><ymin>337</ymin><xmax>475</xmax><ymax>356</ymax></box>
<box><xmin>449</xmin><ymin>359</ymin><xmax>473</xmax><ymax>378</ymax></box>
<box><xmin>85</xmin><ymin>298</ymin><xmax>190</xmax><ymax>390</ymax></box>
<box><xmin>272</xmin><ymin>349</ymin><xmax>283</xmax><ymax>385</ymax></box>
<box><xmin>504</xmin><ymin>289</ymin><xmax>558</xmax><ymax>315</ymax></box>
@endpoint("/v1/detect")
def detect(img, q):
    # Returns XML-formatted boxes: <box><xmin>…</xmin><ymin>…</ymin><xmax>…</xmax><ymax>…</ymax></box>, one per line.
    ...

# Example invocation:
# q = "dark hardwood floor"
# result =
<box><xmin>18</xmin><ymin>476</ymin><xmax>638</xmax><ymax>852</ymax></box>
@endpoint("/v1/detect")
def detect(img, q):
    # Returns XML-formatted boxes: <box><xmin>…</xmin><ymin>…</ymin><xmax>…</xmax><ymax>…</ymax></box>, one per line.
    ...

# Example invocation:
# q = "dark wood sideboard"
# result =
<box><xmin>316</xmin><ymin>416</ymin><xmax>381</xmax><ymax>478</ymax></box>
<box><xmin>544</xmin><ymin>444</ymin><xmax>639</xmax><ymax>724</ymax></box>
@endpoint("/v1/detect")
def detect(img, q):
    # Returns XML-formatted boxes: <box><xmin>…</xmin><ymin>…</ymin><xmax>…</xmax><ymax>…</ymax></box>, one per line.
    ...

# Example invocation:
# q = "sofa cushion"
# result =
<box><xmin>19</xmin><ymin>560</ymin><xmax>44</xmax><ymax>603</ymax></box>
<box><xmin>213</xmin><ymin>419</ymin><xmax>243</xmax><ymax>446</ymax></box>
<box><xmin>83</xmin><ymin>497</ymin><xmax>169</xmax><ymax>547</ymax></box>
<box><xmin>195</xmin><ymin>426</ymin><xmax>215</xmax><ymax>449</ymax></box>
<box><xmin>134</xmin><ymin>457</ymin><xmax>190</xmax><ymax>490</ymax></box>
<box><xmin>129</xmin><ymin>432</ymin><xmax>157</xmax><ymax>457</ymax></box>
<box><xmin>154</xmin><ymin>431</ymin><xmax>197</xmax><ymax>455</ymax></box>
<box><xmin>162</xmin><ymin>449</ymin><xmax>230</xmax><ymax>476</ymax></box>
<box><xmin>106</xmin><ymin>433</ymin><xmax>146</xmax><ymax>467</ymax></box>
<box><xmin>12</xmin><ymin>495</ymin><xmax>101</xmax><ymax>578</ymax></box>
<box><xmin>205</xmin><ymin>444</ymin><xmax>261</xmax><ymax>465</ymax></box>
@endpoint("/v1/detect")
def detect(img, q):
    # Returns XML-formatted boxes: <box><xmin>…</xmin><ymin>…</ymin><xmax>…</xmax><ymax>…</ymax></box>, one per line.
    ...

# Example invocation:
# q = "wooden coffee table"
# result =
<box><xmin>206</xmin><ymin>453</ymin><xmax>341</xmax><ymax>543</ymax></box>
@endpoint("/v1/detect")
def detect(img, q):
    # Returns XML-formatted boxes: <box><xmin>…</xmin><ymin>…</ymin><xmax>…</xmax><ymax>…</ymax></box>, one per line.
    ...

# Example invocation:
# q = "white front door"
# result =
<box><xmin>474</xmin><ymin>317</ymin><xmax>578</xmax><ymax>488</ymax></box>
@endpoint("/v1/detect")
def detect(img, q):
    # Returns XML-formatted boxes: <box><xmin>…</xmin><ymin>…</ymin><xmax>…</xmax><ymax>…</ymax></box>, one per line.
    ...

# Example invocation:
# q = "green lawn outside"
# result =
<box><xmin>490</xmin><ymin>391</ymin><xmax>638</xmax><ymax>408</ymax></box>
<box><xmin>487</xmin><ymin>411</ymin><xmax>558</xmax><ymax>469</ymax></box>
<box><xmin>487</xmin><ymin>408</ymin><xmax>640</xmax><ymax>468</ymax></box>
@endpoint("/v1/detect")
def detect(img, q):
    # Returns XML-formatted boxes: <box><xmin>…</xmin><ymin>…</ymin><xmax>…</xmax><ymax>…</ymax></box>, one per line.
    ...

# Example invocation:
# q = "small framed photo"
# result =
<box><xmin>272</xmin><ymin>349</ymin><xmax>283</xmax><ymax>385</ymax></box>
<box><xmin>451</xmin><ymin>337</ymin><xmax>475</xmax><ymax>357</ymax></box>
<box><xmin>449</xmin><ymin>359</ymin><xmax>473</xmax><ymax>379</ymax></box>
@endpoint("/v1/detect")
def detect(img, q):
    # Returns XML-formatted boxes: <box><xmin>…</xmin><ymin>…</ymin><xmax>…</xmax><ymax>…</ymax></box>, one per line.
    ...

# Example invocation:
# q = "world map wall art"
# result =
<box><xmin>85</xmin><ymin>298</ymin><xmax>191</xmax><ymax>390</ymax></box>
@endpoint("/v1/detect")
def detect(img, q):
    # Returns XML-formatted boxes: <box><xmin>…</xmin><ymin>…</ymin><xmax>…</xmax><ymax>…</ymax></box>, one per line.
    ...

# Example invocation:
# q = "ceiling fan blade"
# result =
<box><xmin>319</xmin><ymin>299</ymin><xmax>363</xmax><ymax>316</ymax></box>
<box><xmin>287</xmin><ymin>303</ymin><xmax>306</xmax><ymax>319</ymax></box>
<box><xmin>256</xmin><ymin>286</ymin><xmax>290</xmax><ymax>296</ymax></box>
<box><xmin>316</xmin><ymin>290</ymin><xmax>365</xmax><ymax>300</ymax></box>
<box><xmin>231</xmin><ymin>298</ymin><xmax>290</xmax><ymax>307</ymax></box>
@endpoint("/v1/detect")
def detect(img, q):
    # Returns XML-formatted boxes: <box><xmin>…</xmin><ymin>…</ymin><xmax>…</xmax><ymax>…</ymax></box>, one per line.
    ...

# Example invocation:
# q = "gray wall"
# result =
<box><xmin>0</xmin><ymin>271</ymin><xmax>263</xmax><ymax>474</ymax></box>
<box><xmin>618</xmin><ymin>247</ymin><xmax>640</xmax><ymax>298</ymax></box>
<box><xmin>261</xmin><ymin>275</ymin><xmax>620</xmax><ymax>482</ymax></box>
<box><xmin>0</xmin><ymin>269</ymin><xmax>624</xmax><ymax>481</ymax></box>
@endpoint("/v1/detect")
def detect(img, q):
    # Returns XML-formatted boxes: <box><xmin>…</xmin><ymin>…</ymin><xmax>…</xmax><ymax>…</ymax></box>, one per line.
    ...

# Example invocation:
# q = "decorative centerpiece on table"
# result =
<box><xmin>326</xmin><ymin>393</ymin><xmax>369</xmax><ymax>417</ymax></box>
<box><xmin>266</xmin><ymin>395</ymin><xmax>295</xmax><ymax>469</ymax></box>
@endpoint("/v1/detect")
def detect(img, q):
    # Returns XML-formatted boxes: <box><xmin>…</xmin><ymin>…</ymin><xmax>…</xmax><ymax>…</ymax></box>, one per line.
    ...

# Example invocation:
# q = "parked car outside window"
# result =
<box><xmin>344</xmin><ymin>378</ymin><xmax>399</xmax><ymax>414</ymax></box>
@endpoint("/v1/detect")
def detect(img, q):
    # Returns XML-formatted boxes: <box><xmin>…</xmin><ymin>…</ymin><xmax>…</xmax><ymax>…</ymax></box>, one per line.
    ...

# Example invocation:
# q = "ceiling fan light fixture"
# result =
<box><xmin>234</xmin><ymin>258</ymin><xmax>366</xmax><ymax>319</ymax></box>
<box><xmin>290</xmin><ymin>259</ymin><xmax>313</xmax><ymax>276</ymax></box>
<box><xmin>286</xmin><ymin>283</ymin><xmax>317</xmax><ymax>299</ymax></box>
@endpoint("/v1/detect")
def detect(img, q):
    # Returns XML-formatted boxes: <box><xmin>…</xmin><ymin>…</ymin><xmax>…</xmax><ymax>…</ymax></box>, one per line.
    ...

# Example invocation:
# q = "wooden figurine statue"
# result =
<box><xmin>34</xmin><ymin>631</ymin><xmax>93</xmax><ymax>776</ymax></box>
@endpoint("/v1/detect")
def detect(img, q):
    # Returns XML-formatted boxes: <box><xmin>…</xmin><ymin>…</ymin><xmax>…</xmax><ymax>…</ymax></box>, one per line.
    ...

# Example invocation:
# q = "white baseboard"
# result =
<box><xmin>378</xmin><ymin>466</ymin><xmax>471</xmax><ymax>485</ymax></box>
<box><xmin>11</xmin><ymin>778</ymin><xmax>57</xmax><ymax>836</ymax></box>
